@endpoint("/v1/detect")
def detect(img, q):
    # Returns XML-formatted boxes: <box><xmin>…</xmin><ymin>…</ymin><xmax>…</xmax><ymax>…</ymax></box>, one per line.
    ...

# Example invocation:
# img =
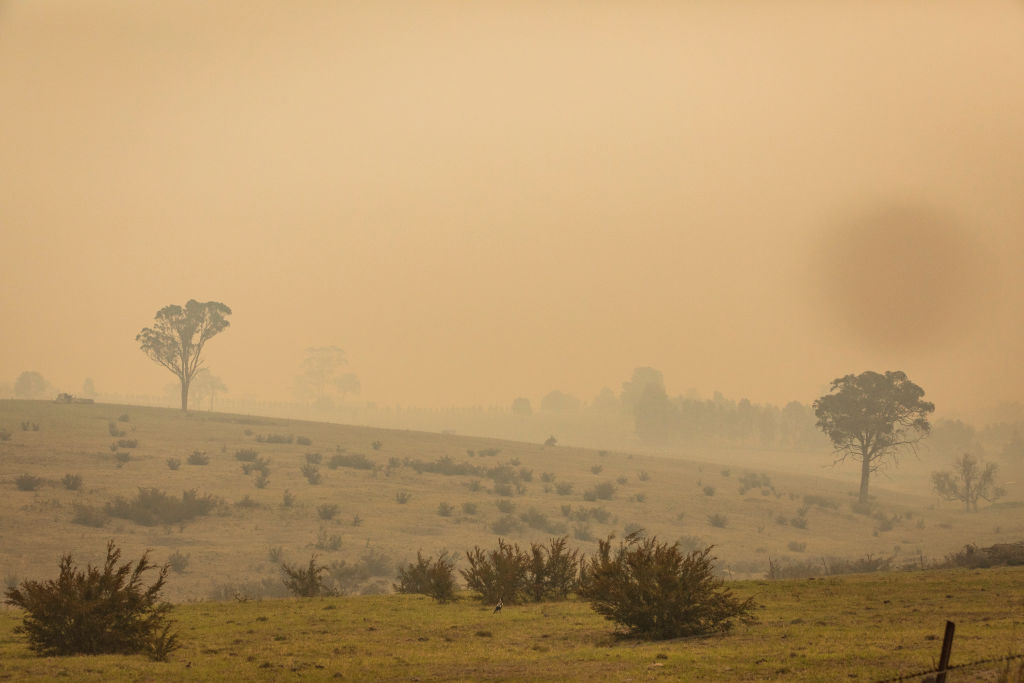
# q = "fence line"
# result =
<box><xmin>877</xmin><ymin>652</ymin><xmax>1024</xmax><ymax>682</ymax></box>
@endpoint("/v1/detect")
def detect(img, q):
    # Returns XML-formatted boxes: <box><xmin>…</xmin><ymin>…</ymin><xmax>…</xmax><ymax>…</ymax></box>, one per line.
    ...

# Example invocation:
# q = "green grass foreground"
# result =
<box><xmin>2</xmin><ymin>567</ymin><xmax>1022</xmax><ymax>681</ymax></box>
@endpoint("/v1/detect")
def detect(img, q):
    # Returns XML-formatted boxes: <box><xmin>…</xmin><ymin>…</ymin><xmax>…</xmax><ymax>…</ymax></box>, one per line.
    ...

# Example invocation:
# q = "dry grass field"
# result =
<box><xmin>1</xmin><ymin>399</ymin><xmax>1022</xmax><ymax>602</ymax></box>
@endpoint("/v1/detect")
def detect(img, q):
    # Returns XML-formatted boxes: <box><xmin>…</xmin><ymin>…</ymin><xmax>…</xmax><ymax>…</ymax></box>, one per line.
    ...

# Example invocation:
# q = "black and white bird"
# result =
<box><xmin>493</xmin><ymin>598</ymin><xmax>503</xmax><ymax>614</ymax></box>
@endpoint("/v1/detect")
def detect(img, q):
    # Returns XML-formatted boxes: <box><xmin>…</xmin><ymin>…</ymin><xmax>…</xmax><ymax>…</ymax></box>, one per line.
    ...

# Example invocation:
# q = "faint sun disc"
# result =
<box><xmin>813</xmin><ymin>201</ymin><xmax>984</xmax><ymax>352</ymax></box>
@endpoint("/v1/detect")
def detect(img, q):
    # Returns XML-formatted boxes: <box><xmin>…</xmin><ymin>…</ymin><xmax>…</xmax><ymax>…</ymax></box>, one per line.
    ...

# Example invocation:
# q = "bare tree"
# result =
<box><xmin>136</xmin><ymin>300</ymin><xmax>232</xmax><ymax>411</ymax></box>
<box><xmin>932</xmin><ymin>453</ymin><xmax>1004</xmax><ymax>512</ymax></box>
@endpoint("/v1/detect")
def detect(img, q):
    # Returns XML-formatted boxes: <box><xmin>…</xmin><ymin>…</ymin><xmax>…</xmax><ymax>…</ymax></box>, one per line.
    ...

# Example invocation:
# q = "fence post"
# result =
<box><xmin>936</xmin><ymin>620</ymin><xmax>955</xmax><ymax>683</ymax></box>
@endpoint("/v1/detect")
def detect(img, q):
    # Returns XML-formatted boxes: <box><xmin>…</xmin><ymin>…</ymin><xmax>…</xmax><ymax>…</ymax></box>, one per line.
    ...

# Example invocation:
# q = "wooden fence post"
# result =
<box><xmin>936</xmin><ymin>620</ymin><xmax>955</xmax><ymax>683</ymax></box>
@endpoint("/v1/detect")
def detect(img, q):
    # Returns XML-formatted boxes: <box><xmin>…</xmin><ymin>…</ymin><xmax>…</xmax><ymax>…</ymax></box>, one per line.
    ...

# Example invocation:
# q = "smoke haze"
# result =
<box><xmin>2</xmin><ymin>1</ymin><xmax>1022</xmax><ymax>419</ymax></box>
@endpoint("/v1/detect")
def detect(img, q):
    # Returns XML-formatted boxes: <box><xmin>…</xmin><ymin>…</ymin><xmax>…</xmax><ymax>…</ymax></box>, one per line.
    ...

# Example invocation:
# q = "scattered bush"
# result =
<box><xmin>282</xmin><ymin>489</ymin><xmax>296</xmax><ymax>508</ymax></box>
<box><xmin>637</xmin><ymin>470</ymin><xmax>650</xmax><ymax>481</ymax></box>
<box><xmin>591</xmin><ymin>465</ymin><xmax>604</xmax><ymax>475</ymax></box>
<box><xmin>580</xmin><ymin>534</ymin><xmax>756</xmax><ymax>639</ymax></box>
<box><xmin>301</xmin><ymin>463</ymin><xmax>322</xmax><ymax>484</ymax></box>
<box><xmin>234</xmin><ymin>495</ymin><xmax>262</xmax><ymax>510</ymax></box>
<box><xmin>305</xmin><ymin>452</ymin><xmax>322</xmax><ymax>465</ymax></box>
<box><xmin>737</xmin><ymin>472</ymin><xmax>773</xmax><ymax>495</ymax></box>
<box><xmin>327</xmin><ymin>453</ymin><xmax>375</xmax><ymax>470</ymax></box>
<box><xmin>105</xmin><ymin>488</ymin><xmax>220</xmax><ymax>526</ymax></box>
<box><xmin>395</xmin><ymin>491</ymin><xmax>412</xmax><ymax>504</ymax></box>
<box><xmin>166</xmin><ymin>458</ymin><xmax>181</xmax><ymax>471</ymax></box>
<box><xmin>268</xmin><ymin>546</ymin><xmax>284</xmax><ymax>563</ymax></box>
<box><xmin>114</xmin><ymin>451</ymin><xmax>131</xmax><ymax>465</ymax></box>
<box><xmin>541</xmin><ymin>472</ymin><xmax>556</xmax><ymax>483</ymax></box>
<box><xmin>461</xmin><ymin>502</ymin><xmax>478</xmax><ymax>515</ymax></box>
<box><xmin>519</xmin><ymin>507</ymin><xmax>567</xmax><ymax>534</ymax></box>
<box><xmin>108</xmin><ymin>421</ymin><xmax>124</xmax><ymax>437</ymax></box>
<box><xmin>703</xmin><ymin>485</ymin><xmax>716</xmax><ymax>497</ymax></box>
<box><xmin>0</xmin><ymin>429</ymin><xmax>10</xmax><ymax>441</ymax></box>
<box><xmin>15</xmin><ymin>474</ymin><xmax>43</xmax><ymax>491</ymax></box>
<box><xmin>525</xmin><ymin>536</ymin><xmax>582</xmax><ymax>602</ymax></box>
<box><xmin>940</xmin><ymin>542</ymin><xmax>1024</xmax><ymax>569</ymax></box>
<box><xmin>254</xmin><ymin>472</ymin><xmax>270</xmax><ymax>489</ymax></box>
<box><xmin>61</xmin><ymin>474</ymin><xmax>82</xmax><ymax>491</ymax></box>
<box><xmin>167</xmin><ymin>551</ymin><xmax>190</xmax><ymax>574</ymax></box>
<box><xmin>707</xmin><ymin>513</ymin><xmax>728</xmax><ymax>528</ymax></box>
<box><xmin>235</xmin><ymin>449</ymin><xmax>259</xmax><ymax>462</ymax></box>
<box><xmin>118</xmin><ymin>413</ymin><xmax>131</xmax><ymax>422</ymax></box>
<box><xmin>802</xmin><ymin>494</ymin><xmax>838</xmax><ymax>510</ymax></box>
<box><xmin>394</xmin><ymin>551</ymin><xmax>459</xmax><ymax>603</ymax></box>
<box><xmin>71</xmin><ymin>504</ymin><xmax>106</xmax><ymax>527</ymax></box>
<box><xmin>314</xmin><ymin>529</ymin><xmax>342</xmax><ymax>551</ymax></box>
<box><xmin>371</xmin><ymin>440</ymin><xmax>383</xmax><ymax>450</ymax></box>
<box><xmin>3</xmin><ymin>541</ymin><xmax>179</xmax><ymax>659</ymax></box>
<box><xmin>555</xmin><ymin>482</ymin><xmax>574</xmax><ymax>496</ymax></box>
<box><xmin>631</xmin><ymin>493</ymin><xmax>647</xmax><ymax>503</ymax></box>
<box><xmin>21</xmin><ymin>421</ymin><xmax>39</xmax><ymax>431</ymax></box>
<box><xmin>462</xmin><ymin>539</ymin><xmax>529</xmax><ymax>604</ymax></box>
<box><xmin>241</xmin><ymin>456</ymin><xmax>271</xmax><ymax>477</ymax></box>
<box><xmin>296</xmin><ymin>436</ymin><xmax>312</xmax><ymax>446</ymax></box>
<box><xmin>117</xmin><ymin>439</ymin><xmax>138</xmax><ymax>449</ymax></box>
<box><xmin>787</xmin><ymin>541</ymin><xmax>807</xmax><ymax>552</ymax></box>
<box><xmin>280</xmin><ymin>554</ymin><xmax>334</xmax><ymax>597</ymax></box>
<box><xmin>258</xmin><ymin>433</ymin><xmax>294</xmax><ymax>444</ymax></box>
<box><xmin>187</xmin><ymin>451</ymin><xmax>209</xmax><ymax>466</ymax></box>
<box><xmin>437</xmin><ymin>502</ymin><xmax>455</xmax><ymax>517</ymax></box>
<box><xmin>495</xmin><ymin>499</ymin><xmax>516</xmax><ymax>514</ymax></box>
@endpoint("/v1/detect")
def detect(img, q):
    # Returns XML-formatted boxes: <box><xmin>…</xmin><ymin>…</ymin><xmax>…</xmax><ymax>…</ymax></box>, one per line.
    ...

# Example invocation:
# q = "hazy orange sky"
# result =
<box><xmin>1</xmin><ymin>1</ymin><xmax>1022</xmax><ymax>419</ymax></box>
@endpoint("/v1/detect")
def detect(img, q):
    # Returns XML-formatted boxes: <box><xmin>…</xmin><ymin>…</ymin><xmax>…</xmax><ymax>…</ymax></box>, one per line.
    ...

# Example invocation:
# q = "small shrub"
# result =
<box><xmin>15</xmin><ymin>474</ymin><xmax>43</xmax><ymax>491</ymax></box>
<box><xmin>166</xmin><ymin>458</ymin><xmax>181</xmax><ymax>471</ymax></box>
<box><xmin>118</xmin><ymin>414</ymin><xmax>131</xmax><ymax>422</ymax></box>
<box><xmin>437</xmin><ymin>502</ymin><xmax>455</xmax><ymax>517</ymax></box>
<box><xmin>117</xmin><ymin>439</ymin><xmax>138</xmax><ymax>449</ymax></box>
<box><xmin>461</xmin><ymin>502</ymin><xmax>478</xmax><ymax>515</ymax></box>
<box><xmin>478</xmin><ymin>448</ymin><xmax>501</xmax><ymax>458</ymax></box>
<box><xmin>787</xmin><ymin>541</ymin><xmax>807</xmax><ymax>552</ymax></box>
<box><xmin>114</xmin><ymin>451</ymin><xmax>131</xmax><ymax>465</ymax></box>
<box><xmin>254</xmin><ymin>472</ymin><xmax>269</xmax><ymax>489</ymax></box>
<box><xmin>21</xmin><ymin>421</ymin><xmax>39</xmax><ymax>431</ymax></box>
<box><xmin>519</xmin><ymin>507</ymin><xmax>567</xmax><ymax>534</ymax></box>
<box><xmin>296</xmin><ymin>435</ymin><xmax>312</xmax><ymax>446</ymax></box>
<box><xmin>525</xmin><ymin>536</ymin><xmax>582</xmax><ymax>602</ymax></box>
<box><xmin>493</xmin><ymin>482</ymin><xmax>515</xmax><ymax>497</ymax></box>
<box><xmin>707</xmin><ymin>513</ymin><xmax>728</xmax><ymax>528</ymax></box>
<box><xmin>108</xmin><ymin>421</ymin><xmax>124</xmax><ymax>437</ymax></box>
<box><xmin>235</xmin><ymin>449</ymin><xmax>259</xmax><ymax>462</ymax></box>
<box><xmin>703</xmin><ymin>486</ymin><xmax>716</xmax><ymax>497</ymax></box>
<box><xmin>591</xmin><ymin>465</ymin><xmax>604</xmax><ymax>475</ymax></box>
<box><xmin>589</xmin><ymin>481</ymin><xmax>616</xmax><ymax>500</ymax></box>
<box><xmin>318</xmin><ymin>503</ymin><xmax>340</xmax><ymax>520</ymax></box>
<box><xmin>395</xmin><ymin>491</ymin><xmax>412</xmax><ymax>504</ymax></box>
<box><xmin>632</xmin><ymin>493</ymin><xmax>647</xmax><ymax>503</ymax></box>
<box><xmin>268</xmin><ymin>546</ymin><xmax>284</xmax><ymax>563</ymax></box>
<box><xmin>327</xmin><ymin>453</ymin><xmax>375</xmax><ymax>470</ymax></box>
<box><xmin>461</xmin><ymin>539</ymin><xmax>530</xmax><ymax>604</ymax></box>
<box><xmin>555</xmin><ymin>482</ymin><xmax>574</xmax><ymax>496</ymax></box>
<box><xmin>490</xmin><ymin>515</ymin><xmax>523</xmax><ymax>535</ymax></box>
<box><xmin>71</xmin><ymin>504</ymin><xmax>106</xmax><ymax>527</ymax></box>
<box><xmin>720</xmin><ymin>468</ymin><xmax>731</xmax><ymax>478</ymax></box>
<box><xmin>790</xmin><ymin>517</ymin><xmax>808</xmax><ymax>530</ymax></box>
<box><xmin>258</xmin><ymin>433</ymin><xmax>294</xmax><ymax>444</ymax></box>
<box><xmin>282</xmin><ymin>489</ymin><xmax>296</xmax><ymax>508</ymax></box>
<box><xmin>616</xmin><ymin>475</ymin><xmax>628</xmax><ymax>485</ymax></box>
<box><xmin>280</xmin><ymin>554</ymin><xmax>334</xmax><ymax>597</ymax></box>
<box><xmin>394</xmin><ymin>551</ymin><xmax>459</xmax><ymax>602</ymax></box>
<box><xmin>573</xmin><ymin>524</ymin><xmax>594</xmax><ymax>542</ymax></box>
<box><xmin>775</xmin><ymin>515</ymin><xmax>789</xmax><ymax>526</ymax></box>
<box><xmin>637</xmin><ymin>471</ymin><xmax>650</xmax><ymax>482</ymax></box>
<box><xmin>167</xmin><ymin>551</ymin><xmax>190</xmax><ymax>574</ymax></box>
<box><xmin>305</xmin><ymin>452</ymin><xmax>322</xmax><ymax>465</ymax></box>
<box><xmin>579</xmin><ymin>535</ymin><xmax>756</xmax><ymax>639</ymax></box>
<box><xmin>3</xmin><ymin>541</ymin><xmax>179</xmax><ymax>659</ymax></box>
<box><xmin>623</xmin><ymin>522</ymin><xmax>645</xmax><ymax>537</ymax></box>
<box><xmin>314</xmin><ymin>529</ymin><xmax>342</xmax><ymax>551</ymax></box>
<box><xmin>544</xmin><ymin>435</ymin><xmax>557</xmax><ymax>447</ymax></box>
<box><xmin>351</xmin><ymin>514</ymin><xmax>363</xmax><ymax>526</ymax></box>
<box><xmin>241</xmin><ymin>456</ymin><xmax>271</xmax><ymax>477</ymax></box>
<box><xmin>676</xmin><ymin>535</ymin><xmax>703</xmax><ymax>553</ymax></box>
<box><xmin>495</xmin><ymin>498</ymin><xmax>516</xmax><ymax>514</ymax></box>
<box><xmin>301</xmin><ymin>463</ymin><xmax>322</xmax><ymax>485</ymax></box>
<box><xmin>61</xmin><ymin>473</ymin><xmax>83</xmax><ymax>491</ymax></box>
<box><xmin>0</xmin><ymin>429</ymin><xmax>10</xmax><ymax>441</ymax></box>
<box><xmin>187</xmin><ymin>451</ymin><xmax>209</xmax><ymax>466</ymax></box>
<box><xmin>541</xmin><ymin>472</ymin><xmax>556</xmax><ymax>483</ymax></box>
<box><xmin>371</xmin><ymin>440</ymin><xmax>383</xmax><ymax>450</ymax></box>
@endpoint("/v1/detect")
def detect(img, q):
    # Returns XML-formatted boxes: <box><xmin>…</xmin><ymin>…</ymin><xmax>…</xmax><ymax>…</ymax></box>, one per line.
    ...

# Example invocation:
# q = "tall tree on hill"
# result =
<box><xmin>813</xmin><ymin>370</ymin><xmax>934</xmax><ymax>504</ymax></box>
<box><xmin>136</xmin><ymin>300</ymin><xmax>232</xmax><ymax>411</ymax></box>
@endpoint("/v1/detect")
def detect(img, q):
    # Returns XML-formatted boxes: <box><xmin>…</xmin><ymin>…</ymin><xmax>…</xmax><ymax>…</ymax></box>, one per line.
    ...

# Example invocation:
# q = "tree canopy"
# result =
<box><xmin>813</xmin><ymin>370</ymin><xmax>934</xmax><ymax>504</ymax></box>
<box><xmin>136</xmin><ymin>300</ymin><xmax>231</xmax><ymax>411</ymax></box>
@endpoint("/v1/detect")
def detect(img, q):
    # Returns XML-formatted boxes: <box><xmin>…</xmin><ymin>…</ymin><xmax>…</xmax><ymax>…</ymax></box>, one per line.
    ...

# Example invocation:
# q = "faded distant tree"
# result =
<box><xmin>294</xmin><ymin>346</ymin><xmax>358</xmax><ymax>409</ymax></box>
<box><xmin>511</xmin><ymin>397</ymin><xmax>533</xmax><ymax>417</ymax></box>
<box><xmin>813</xmin><ymin>370</ymin><xmax>934</xmax><ymax>504</ymax></box>
<box><xmin>191</xmin><ymin>369</ymin><xmax>227</xmax><ymax>411</ymax></box>
<box><xmin>589</xmin><ymin>387</ymin><xmax>620</xmax><ymax>414</ymax></box>
<box><xmin>620</xmin><ymin>367</ymin><xmax>664</xmax><ymax>414</ymax></box>
<box><xmin>81</xmin><ymin>377</ymin><xmax>97</xmax><ymax>398</ymax></box>
<box><xmin>932</xmin><ymin>453</ymin><xmax>1004</xmax><ymax>512</ymax></box>
<box><xmin>14</xmin><ymin>371</ymin><xmax>50</xmax><ymax>399</ymax></box>
<box><xmin>540</xmin><ymin>390</ymin><xmax>581</xmax><ymax>413</ymax></box>
<box><xmin>136</xmin><ymin>300</ymin><xmax>232</xmax><ymax>411</ymax></box>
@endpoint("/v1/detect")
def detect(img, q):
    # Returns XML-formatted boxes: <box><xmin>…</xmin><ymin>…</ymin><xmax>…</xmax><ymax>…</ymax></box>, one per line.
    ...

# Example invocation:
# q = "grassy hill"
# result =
<box><xmin>1</xmin><ymin>398</ymin><xmax>1022</xmax><ymax>604</ymax></box>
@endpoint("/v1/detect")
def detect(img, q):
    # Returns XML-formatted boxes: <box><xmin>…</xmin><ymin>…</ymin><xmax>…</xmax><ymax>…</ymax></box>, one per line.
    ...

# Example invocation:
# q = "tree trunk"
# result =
<box><xmin>180</xmin><ymin>380</ymin><xmax>189</xmax><ymax>412</ymax></box>
<box><xmin>858</xmin><ymin>452</ymin><xmax>871</xmax><ymax>504</ymax></box>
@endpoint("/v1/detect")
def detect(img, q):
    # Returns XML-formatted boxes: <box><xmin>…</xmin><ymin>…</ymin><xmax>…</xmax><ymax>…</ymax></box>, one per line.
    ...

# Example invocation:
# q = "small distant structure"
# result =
<box><xmin>55</xmin><ymin>393</ymin><xmax>94</xmax><ymax>404</ymax></box>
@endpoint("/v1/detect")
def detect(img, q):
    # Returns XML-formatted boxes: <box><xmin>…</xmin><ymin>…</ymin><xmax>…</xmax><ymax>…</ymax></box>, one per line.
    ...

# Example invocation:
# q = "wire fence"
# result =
<box><xmin>877</xmin><ymin>651</ymin><xmax>1024</xmax><ymax>682</ymax></box>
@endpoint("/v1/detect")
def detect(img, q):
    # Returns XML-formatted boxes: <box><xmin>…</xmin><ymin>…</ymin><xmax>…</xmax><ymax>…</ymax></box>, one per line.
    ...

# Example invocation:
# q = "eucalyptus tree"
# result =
<box><xmin>136</xmin><ymin>300</ymin><xmax>231</xmax><ymax>411</ymax></box>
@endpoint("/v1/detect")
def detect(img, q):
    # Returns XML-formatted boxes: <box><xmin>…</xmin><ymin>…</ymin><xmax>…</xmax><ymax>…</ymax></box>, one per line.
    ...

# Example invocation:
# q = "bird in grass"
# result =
<box><xmin>493</xmin><ymin>598</ymin><xmax>503</xmax><ymax>614</ymax></box>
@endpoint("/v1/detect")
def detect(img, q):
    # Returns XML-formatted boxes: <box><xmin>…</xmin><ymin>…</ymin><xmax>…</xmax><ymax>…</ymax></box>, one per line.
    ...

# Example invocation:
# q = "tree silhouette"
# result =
<box><xmin>813</xmin><ymin>370</ymin><xmax>934</xmax><ymax>504</ymax></box>
<box><xmin>136</xmin><ymin>300</ymin><xmax>231</xmax><ymax>411</ymax></box>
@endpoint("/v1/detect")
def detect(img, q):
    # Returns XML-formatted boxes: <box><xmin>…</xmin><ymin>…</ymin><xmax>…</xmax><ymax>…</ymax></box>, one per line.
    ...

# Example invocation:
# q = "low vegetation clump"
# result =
<box><xmin>940</xmin><ymin>542</ymin><xmax>1024</xmax><ymax>569</ymax></box>
<box><xmin>280</xmin><ymin>554</ymin><xmax>334</xmax><ymax>597</ymax></box>
<box><xmin>394</xmin><ymin>551</ymin><xmax>458</xmax><ymax>603</ymax></box>
<box><xmin>234</xmin><ymin>448</ymin><xmax>259</xmax><ymax>462</ymax></box>
<box><xmin>105</xmin><ymin>488</ymin><xmax>220</xmax><ymax>526</ymax></box>
<box><xmin>15</xmin><ymin>474</ymin><xmax>43</xmax><ymax>491</ymax></box>
<box><xmin>767</xmin><ymin>553</ymin><xmax>895</xmax><ymax>579</ymax></box>
<box><xmin>257</xmin><ymin>433</ymin><xmax>294</xmax><ymax>444</ymax></box>
<box><xmin>71</xmin><ymin>504</ymin><xmax>106</xmax><ymax>528</ymax></box>
<box><xmin>327</xmin><ymin>452</ymin><xmax>375</xmax><ymax>470</ymax></box>
<box><xmin>187</xmin><ymin>450</ymin><xmax>209</xmax><ymax>466</ymax></box>
<box><xmin>3</xmin><ymin>541</ymin><xmax>179</xmax><ymax>660</ymax></box>
<box><xmin>461</xmin><ymin>536</ymin><xmax>582</xmax><ymax>605</ymax></box>
<box><xmin>579</xmin><ymin>533</ymin><xmax>756</xmax><ymax>639</ymax></box>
